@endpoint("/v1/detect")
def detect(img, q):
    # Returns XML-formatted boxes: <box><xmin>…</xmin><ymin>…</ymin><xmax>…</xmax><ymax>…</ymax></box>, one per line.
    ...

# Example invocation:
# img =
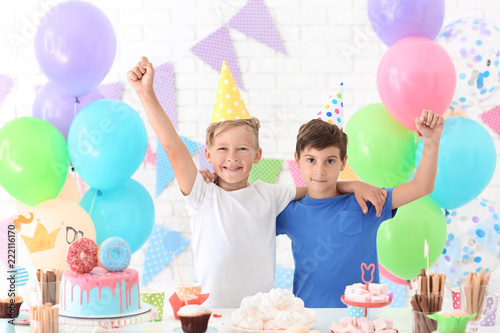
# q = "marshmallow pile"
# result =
<box><xmin>438</xmin><ymin>309</ymin><xmax>470</xmax><ymax>318</ymax></box>
<box><xmin>330</xmin><ymin>317</ymin><xmax>397</xmax><ymax>333</ymax></box>
<box><xmin>231</xmin><ymin>289</ymin><xmax>317</xmax><ymax>331</ymax></box>
<box><xmin>344</xmin><ymin>283</ymin><xmax>390</xmax><ymax>303</ymax></box>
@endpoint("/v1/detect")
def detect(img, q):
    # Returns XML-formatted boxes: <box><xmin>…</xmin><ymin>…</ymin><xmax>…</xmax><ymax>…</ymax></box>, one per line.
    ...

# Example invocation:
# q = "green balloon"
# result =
<box><xmin>377</xmin><ymin>196</ymin><xmax>447</xmax><ymax>280</ymax></box>
<box><xmin>0</xmin><ymin>117</ymin><xmax>69</xmax><ymax>207</ymax></box>
<box><xmin>344</xmin><ymin>103</ymin><xmax>418</xmax><ymax>187</ymax></box>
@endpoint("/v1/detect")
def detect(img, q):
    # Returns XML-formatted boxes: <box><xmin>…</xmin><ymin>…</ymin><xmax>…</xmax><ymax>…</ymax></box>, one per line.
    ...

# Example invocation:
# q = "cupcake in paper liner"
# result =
<box><xmin>177</xmin><ymin>304</ymin><xmax>212</xmax><ymax>333</ymax></box>
<box><xmin>427</xmin><ymin>310</ymin><xmax>476</xmax><ymax>333</ymax></box>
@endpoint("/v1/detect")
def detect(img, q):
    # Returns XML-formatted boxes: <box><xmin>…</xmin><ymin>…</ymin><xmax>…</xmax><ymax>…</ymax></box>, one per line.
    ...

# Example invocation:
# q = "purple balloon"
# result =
<box><xmin>32</xmin><ymin>82</ymin><xmax>104</xmax><ymax>140</ymax></box>
<box><xmin>34</xmin><ymin>1</ymin><xmax>116</xmax><ymax>97</ymax></box>
<box><xmin>368</xmin><ymin>0</ymin><xmax>445</xmax><ymax>46</ymax></box>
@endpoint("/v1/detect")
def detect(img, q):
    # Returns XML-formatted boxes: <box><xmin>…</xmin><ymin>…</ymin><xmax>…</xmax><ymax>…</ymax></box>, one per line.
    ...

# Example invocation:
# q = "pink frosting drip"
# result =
<box><xmin>62</xmin><ymin>267</ymin><xmax>140</xmax><ymax>313</ymax></box>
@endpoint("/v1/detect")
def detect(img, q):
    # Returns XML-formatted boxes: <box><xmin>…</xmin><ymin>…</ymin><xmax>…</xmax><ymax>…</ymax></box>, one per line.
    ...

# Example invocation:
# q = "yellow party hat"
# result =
<box><xmin>212</xmin><ymin>61</ymin><xmax>250</xmax><ymax>123</ymax></box>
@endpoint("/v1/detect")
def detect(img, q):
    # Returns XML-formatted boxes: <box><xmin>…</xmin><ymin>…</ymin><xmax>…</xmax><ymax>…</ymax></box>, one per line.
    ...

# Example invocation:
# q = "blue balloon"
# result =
<box><xmin>80</xmin><ymin>179</ymin><xmax>155</xmax><ymax>253</ymax></box>
<box><xmin>416</xmin><ymin>117</ymin><xmax>496</xmax><ymax>210</ymax></box>
<box><xmin>68</xmin><ymin>99</ymin><xmax>147</xmax><ymax>190</ymax></box>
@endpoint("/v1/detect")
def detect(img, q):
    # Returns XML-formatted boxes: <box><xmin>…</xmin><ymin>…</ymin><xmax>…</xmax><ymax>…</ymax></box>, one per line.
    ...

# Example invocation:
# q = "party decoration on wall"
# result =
<box><xmin>437</xmin><ymin>18</ymin><xmax>500</xmax><ymax>111</ymax></box>
<box><xmin>156</xmin><ymin>137</ymin><xmax>201</xmax><ymax>197</ymax></box>
<box><xmin>18</xmin><ymin>199</ymin><xmax>96</xmax><ymax>272</ymax></box>
<box><xmin>68</xmin><ymin>99</ymin><xmax>148</xmax><ymax>190</ymax></box>
<box><xmin>434</xmin><ymin>197</ymin><xmax>500</xmax><ymax>285</ymax></box>
<box><xmin>228</xmin><ymin>0</ymin><xmax>287</xmax><ymax>55</ymax></box>
<box><xmin>368</xmin><ymin>0</ymin><xmax>445</xmax><ymax>47</ymax></box>
<box><xmin>377</xmin><ymin>36</ymin><xmax>456</xmax><ymax>131</ymax></box>
<box><xmin>197</xmin><ymin>145</ymin><xmax>214</xmax><ymax>173</ymax></box>
<box><xmin>345</xmin><ymin>103</ymin><xmax>418</xmax><ymax>188</ymax></box>
<box><xmin>275</xmin><ymin>266</ymin><xmax>293</xmax><ymax>290</ymax></box>
<box><xmin>144</xmin><ymin>143</ymin><xmax>157</xmax><ymax>166</ymax></box>
<box><xmin>287</xmin><ymin>160</ymin><xmax>306</xmax><ymax>187</ymax></box>
<box><xmin>80</xmin><ymin>179</ymin><xmax>155</xmax><ymax>254</ymax></box>
<box><xmin>0</xmin><ymin>216</ymin><xmax>15</xmax><ymax>267</ymax></box>
<box><xmin>315</xmin><ymin>82</ymin><xmax>343</xmax><ymax>129</ymax></box>
<box><xmin>212</xmin><ymin>61</ymin><xmax>249</xmax><ymax>123</ymax></box>
<box><xmin>0</xmin><ymin>75</ymin><xmax>13</xmax><ymax>103</ymax></box>
<box><xmin>142</xmin><ymin>224</ymin><xmax>190</xmax><ymax>286</ymax></box>
<box><xmin>32</xmin><ymin>82</ymin><xmax>105</xmax><ymax>140</ymax></box>
<box><xmin>191</xmin><ymin>26</ymin><xmax>244</xmax><ymax>90</ymax></box>
<box><xmin>249</xmin><ymin>158</ymin><xmax>283</xmax><ymax>184</ymax></box>
<box><xmin>416</xmin><ymin>117</ymin><xmax>497</xmax><ymax>210</ymax></box>
<box><xmin>339</xmin><ymin>162</ymin><xmax>361</xmax><ymax>182</ymax></box>
<box><xmin>377</xmin><ymin>196</ymin><xmax>446</xmax><ymax>280</ymax></box>
<box><xmin>0</xmin><ymin>117</ymin><xmax>69</xmax><ymax>207</ymax></box>
<box><xmin>480</xmin><ymin>104</ymin><xmax>500</xmax><ymax>136</ymax></box>
<box><xmin>153</xmin><ymin>63</ymin><xmax>178</xmax><ymax>129</ymax></box>
<box><xmin>34</xmin><ymin>1</ymin><xmax>116</xmax><ymax>97</ymax></box>
<box><xmin>98</xmin><ymin>82</ymin><xmax>124</xmax><ymax>100</ymax></box>
<box><xmin>379</xmin><ymin>276</ymin><xmax>407</xmax><ymax>308</ymax></box>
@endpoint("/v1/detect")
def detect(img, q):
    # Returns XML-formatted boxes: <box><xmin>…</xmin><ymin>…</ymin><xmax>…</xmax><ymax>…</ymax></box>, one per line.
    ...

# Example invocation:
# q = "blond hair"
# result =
<box><xmin>206</xmin><ymin>118</ymin><xmax>260</xmax><ymax>148</ymax></box>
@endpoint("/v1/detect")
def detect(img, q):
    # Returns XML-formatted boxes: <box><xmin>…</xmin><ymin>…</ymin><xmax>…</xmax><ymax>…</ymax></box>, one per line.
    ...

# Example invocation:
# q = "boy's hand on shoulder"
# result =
<box><xmin>415</xmin><ymin>109</ymin><xmax>444</xmax><ymax>143</ymax></box>
<box><xmin>353</xmin><ymin>183</ymin><xmax>388</xmax><ymax>217</ymax></box>
<box><xmin>127</xmin><ymin>56</ymin><xmax>155</xmax><ymax>94</ymax></box>
<box><xmin>200</xmin><ymin>169</ymin><xmax>217</xmax><ymax>183</ymax></box>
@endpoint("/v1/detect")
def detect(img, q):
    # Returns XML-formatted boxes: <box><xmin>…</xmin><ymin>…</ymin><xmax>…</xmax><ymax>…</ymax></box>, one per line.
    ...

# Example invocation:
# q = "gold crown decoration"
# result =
<box><xmin>21</xmin><ymin>223</ymin><xmax>60</xmax><ymax>253</ymax></box>
<box><xmin>13</xmin><ymin>212</ymin><xmax>34</xmax><ymax>232</ymax></box>
<box><xmin>211</xmin><ymin>61</ymin><xmax>251</xmax><ymax>123</ymax></box>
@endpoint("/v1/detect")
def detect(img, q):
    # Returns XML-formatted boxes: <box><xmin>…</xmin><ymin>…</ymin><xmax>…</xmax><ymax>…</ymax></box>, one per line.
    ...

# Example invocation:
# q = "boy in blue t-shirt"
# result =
<box><xmin>277</xmin><ymin>108</ymin><xmax>443</xmax><ymax>308</ymax></box>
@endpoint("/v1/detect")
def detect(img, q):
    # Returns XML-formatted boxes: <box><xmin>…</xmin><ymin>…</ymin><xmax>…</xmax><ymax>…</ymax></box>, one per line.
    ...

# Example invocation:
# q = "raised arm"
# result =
<box><xmin>391</xmin><ymin>109</ymin><xmax>443</xmax><ymax>209</ymax></box>
<box><xmin>127</xmin><ymin>56</ymin><xmax>198</xmax><ymax>195</ymax></box>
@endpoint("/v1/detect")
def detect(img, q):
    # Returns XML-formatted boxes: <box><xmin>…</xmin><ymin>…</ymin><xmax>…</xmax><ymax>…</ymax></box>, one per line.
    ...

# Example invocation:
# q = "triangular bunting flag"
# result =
<box><xmin>0</xmin><ymin>75</ymin><xmax>13</xmax><ymax>104</ymax></box>
<box><xmin>339</xmin><ymin>162</ymin><xmax>360</xmax><ymax>181</ymax></box>
<box><xmin>249</xmin><ymin>158</ymin><xmax>283</xmax><ymax>184</ymax></box>
<box><xmin>144</xmin><ymin>142</ymin><xmax>157</xmax><ymax>166</ymax></box>
<box><xmin>197</xmin><ymin>145</ymin><xmax>214</xmax><ymax>173</ymax></box>
<box><xmin>153</xmin><ymin>62</ymin><xmax>178</xmax><ymax>129</ymax></box>
<box><xmin>286</xmin><ymin>160</ymin><xmax>306</xmax><ymax>187</ymax></box>
<box><xmin>142</xmin><ymin>224</ymin><xmax>190</xmax><ymax>286</ymax></box>
<box><xmin>228</xmin><ymin>0</ymin><xmax>287</xmax><ymax>55</ymax></box>
<box><xmin>156</xmin><ymin>137</ymin><xmax>202</xmax><ymax>197</ymax></box>
<box><xmin>275</xmin><ymin>266</ymin><xmax>294</xmax><ymax>290</ymax></box>
<box><xmin>480</xmin><ymin>105</ymin><xmax>500</xmax><ymax>136</ymax></box>
<box><xmin>98</xmin><ymin>82</ymin><xmax>124</xmax><ymax>100</ymax></box>
<box><xmin>190</xmin><ymin>26</ymin><xmax>244</xmax><ymax>90</ymax></box>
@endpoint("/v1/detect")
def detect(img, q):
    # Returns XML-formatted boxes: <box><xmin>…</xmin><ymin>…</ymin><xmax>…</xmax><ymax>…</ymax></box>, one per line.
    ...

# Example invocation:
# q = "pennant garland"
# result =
<box><xmin>480</xmin><ymin>105</ymin><xmax>500</xmax><ymax>136</ymax></box>
<box><xmin>0</xmin><ymin>75</ymin><xmax>13</xmax><ymax>104</ymax></box>
<box><xmin>155</xmin><ymin>137</ymin><xmax>201</xmax><ymax>197</ymax></box>
<box><xmin>275</xmin><ymin>266</ymin><xmax>294</xmax><ymax>290</ymax></box>
<box><xmin>142</xmin><ymin>224</ymin><xmax>190</xmax><ymax>286</ymax></box>
<box><xmin>197</xmin><ymin>145</ymin><xmax>214</xmax><ymax>173</ymax></box>
<box><xmin>339</xmin><ymin>162</ymin><xmax>361</xmax><ymax>182</ymax></box>
<box><xmin>144</xmin><ymin>142</ymin><xmax>157</xmax><ymax>166</ymax></box>
<box><xmin>249</xmin><ymin>158</ymin><xmax>283</xmax><ymax>184</ymax></box>
<box><xmin>153</xmin><ymin>62</ymin><xmax>178</xmax><ymax>129</ymax></box>
<box><xmin>98</xmin><ymin>82</ymin><xmax>124</xmax><ymax>100</ymax></box>
<box><xmin>379</xmin><ymin>275</ymin><xmax>408</xmax><ymax>308</ymax></box>
<box><xmin>286</xmin><ymin>160</ymin><xmax>306</xmax><ymax>187</ymax></box>
<box><xmin>190</xmin><ymin>26</ymin><xmax>244</xmax><ymax>90</ymax></box>
<box><xmin>229</xmin><ymin>0</ymin><xmax>287</xmax><ymax>55</ymax></box>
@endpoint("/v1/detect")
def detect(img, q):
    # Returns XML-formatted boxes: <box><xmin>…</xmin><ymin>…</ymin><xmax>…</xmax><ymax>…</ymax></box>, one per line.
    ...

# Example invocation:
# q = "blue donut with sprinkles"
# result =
<box><xmin>98</xmin><ymin>237</ymin><xmax>131</xmax><ymax>272</ymax></box>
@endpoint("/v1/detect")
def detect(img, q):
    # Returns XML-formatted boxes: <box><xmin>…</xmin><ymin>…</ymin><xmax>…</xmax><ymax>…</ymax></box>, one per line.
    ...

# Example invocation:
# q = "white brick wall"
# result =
<box><xmin>1</xmin><ymin>0</ymin><xmax>500</xmax><ymax>294</ymax></box>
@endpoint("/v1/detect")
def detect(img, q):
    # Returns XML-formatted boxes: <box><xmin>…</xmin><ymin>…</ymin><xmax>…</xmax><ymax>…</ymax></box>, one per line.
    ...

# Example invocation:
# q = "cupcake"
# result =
<box><xmin>177</xmin><ymin>304</ymin><xmax>212</xmax><ymax>333</ymax></box>
<box><xmin>0</xmin><ymin>296</ymin><xmax>23</xmax><ymax>318</ymax></box>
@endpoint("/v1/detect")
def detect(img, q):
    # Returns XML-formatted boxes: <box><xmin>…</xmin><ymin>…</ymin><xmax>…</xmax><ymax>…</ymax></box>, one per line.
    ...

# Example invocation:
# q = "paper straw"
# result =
<box><xmin>173</xmin><ymin>252</ymin><xmax>188</xmax><ymax>306</ymax></box>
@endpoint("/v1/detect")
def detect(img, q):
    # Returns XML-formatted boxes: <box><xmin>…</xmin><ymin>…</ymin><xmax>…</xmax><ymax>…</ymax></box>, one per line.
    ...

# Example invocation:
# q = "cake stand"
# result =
<box><xmin>340</xmin><ymin>263</ymin><xmax>393</xmax><ymax>317</ymax></box>
<box><xmin>58</xmin><ymin>303</ymin><xmax>158</xmax><ymax>332</ymax></box>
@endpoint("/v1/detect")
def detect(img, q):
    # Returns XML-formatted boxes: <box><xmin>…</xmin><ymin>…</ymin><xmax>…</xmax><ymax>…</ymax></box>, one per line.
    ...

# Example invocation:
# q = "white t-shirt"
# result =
<box><xmin>184</xmin><ymin>173</ymin><xmax>296</xmax><ymax>308</ymax></box>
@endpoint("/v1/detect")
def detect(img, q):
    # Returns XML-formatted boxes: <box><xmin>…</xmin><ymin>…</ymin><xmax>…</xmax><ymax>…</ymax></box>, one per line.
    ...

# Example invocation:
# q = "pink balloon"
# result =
<box><xmin>377</xmin><ymin>37</ymin><xmax>456</xmax><ymax>131</ymax></box>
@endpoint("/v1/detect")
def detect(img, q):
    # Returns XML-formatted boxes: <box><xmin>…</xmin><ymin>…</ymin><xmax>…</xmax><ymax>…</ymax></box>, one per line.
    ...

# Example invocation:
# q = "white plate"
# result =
<box><xmin>229</xmin><ymin>321</ymin><xmax>315</xmax><ymax>332</ymax></box>
<box><xmin>173</xmin><ymin>327</ymin><xmax>217</xmax><ymax>332</ymax></box>
<box><xmin>58</xmin><ymin>302</ymin><xmax>153</xmax><ymax>319</ymax></box>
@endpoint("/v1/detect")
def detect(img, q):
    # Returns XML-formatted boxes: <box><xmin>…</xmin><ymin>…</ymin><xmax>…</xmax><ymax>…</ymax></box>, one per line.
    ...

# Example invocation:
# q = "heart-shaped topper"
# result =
<box><xmin>361</xmin><ymin>263</ymin><xmax>376</xmax><ymax>286</ymax></box>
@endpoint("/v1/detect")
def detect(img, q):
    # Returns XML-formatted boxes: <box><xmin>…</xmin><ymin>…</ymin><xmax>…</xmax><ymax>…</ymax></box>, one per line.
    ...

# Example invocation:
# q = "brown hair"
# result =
<box><xmin>206</xmin><ymin>118</ymin><xmax>260</xmax><ymax>148</ymax></box>
<box><xmin>296</xmin><ymin>119</ymin><xmax>348</xmax><ymax>159</ymax></box>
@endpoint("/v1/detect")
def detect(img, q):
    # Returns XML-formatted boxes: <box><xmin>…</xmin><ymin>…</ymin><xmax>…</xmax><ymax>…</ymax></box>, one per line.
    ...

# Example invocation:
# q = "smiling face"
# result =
<box><xmin>295</xmin><ymin>145</ymin><xmax>347</xmax><ymax>199</ymax></box>
<box><xmin>205</xmin><ymin>125</ymin><xmax>262</xmax><ymax>191</ymax></box>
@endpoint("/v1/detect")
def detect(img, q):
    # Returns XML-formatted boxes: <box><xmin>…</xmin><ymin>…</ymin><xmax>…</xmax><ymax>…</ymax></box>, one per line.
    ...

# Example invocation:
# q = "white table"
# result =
<box><xmin>4</xmin><ymin>307</ymin><xmax>499</xmax><ymax>332</ymax></box>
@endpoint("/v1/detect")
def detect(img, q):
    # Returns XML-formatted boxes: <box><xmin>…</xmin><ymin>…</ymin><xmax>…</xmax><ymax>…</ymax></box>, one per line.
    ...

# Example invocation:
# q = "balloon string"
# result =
<box><xmin>88</xmin><ymin>190</ymin><xmax>98</xmax><ymax>218</ymax></box>
<box><xmin>74</xmin><ymin>97</ymin><xmax>80</xmax><ymax>118</ymax></box>
<box><xmin>72</xmin><ymin>166</ymin><xmax>77</xmax><ymax>203</ymax></box>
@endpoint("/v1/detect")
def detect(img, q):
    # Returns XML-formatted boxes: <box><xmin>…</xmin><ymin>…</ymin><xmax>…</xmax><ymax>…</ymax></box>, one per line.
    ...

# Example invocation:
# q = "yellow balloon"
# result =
<box><xmin>17</xmin><ymin>199</ymin><xmax>95</xmax><ymax>271</ymax></box>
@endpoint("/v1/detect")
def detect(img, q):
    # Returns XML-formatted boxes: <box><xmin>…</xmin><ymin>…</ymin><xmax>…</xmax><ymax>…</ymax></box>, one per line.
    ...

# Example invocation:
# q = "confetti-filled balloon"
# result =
<box><xmin>434</xmin><ymin>197</ymin><xmax>500</xmax><ymax>285</ymax></box>
<box><xmin>437</xmin><ymin>18</ymin><xmax>500</xmax><ymax>111</ymax></box>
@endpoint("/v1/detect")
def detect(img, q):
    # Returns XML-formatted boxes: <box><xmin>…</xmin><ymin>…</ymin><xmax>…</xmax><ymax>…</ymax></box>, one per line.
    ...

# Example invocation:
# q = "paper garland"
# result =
<box><xmin>0</xmin><ymin>75</ymin><xmax>13</xmax><ymax>104</ymax></box>
<box><xmin>339</xmin><ymin>162</ymin><xmax>361</xmax><ymax>182</ymax></box>
<box><xmin>153</xmin><ymin>62</ymin><xmax>178</xmax><ymax>129</ymax></box>
<box><xmin>480</xmin><ymin>105</ymin><xmax>500</xmax><ymax>136</ymax></box>
<box><xmin>144</xmin><ymin>142</ymin><xmax>157</xmax><ymax>166</ymax></box>
<box><xmin>249</xmin><ymin>158</ymin><xmax>284</xmax><ymax>184</ymax></box>
<box><xmin>287</xmin><ymin>160</ymin><xmax>306</xmax><ymax>187</ymax></box>
<box><xmin>275</xmin><ymin>266</ymin><xmax>294</xmax><ymax>290</ymax></box>
<box><xmin>142</xmin><ymin>224</ymin><xmax>190</xmax><ymax>286</ymax></box>
<box><xmin>98</xmin><ymin>82</ymin><xmax>124</xmax><ymax>100</ymax></box>
<box><xmin>197</xmin><ymin>145</ymin><xmax>214</xmax><ymax>173</ymax></box>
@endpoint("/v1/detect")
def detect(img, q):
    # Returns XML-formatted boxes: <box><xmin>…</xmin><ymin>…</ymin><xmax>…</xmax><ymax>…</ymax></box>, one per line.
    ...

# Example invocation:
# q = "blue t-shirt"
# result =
<box><xmin>276</xmin><ymin>189</ymin><xmax>397</xmax><ymax>308</ymax></box>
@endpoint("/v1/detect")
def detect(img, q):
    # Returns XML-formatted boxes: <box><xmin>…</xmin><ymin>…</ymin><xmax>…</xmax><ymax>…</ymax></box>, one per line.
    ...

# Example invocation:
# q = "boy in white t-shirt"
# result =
<box><xmin>127</xmin><ymin>57</ymin><xmax>386</xmax><ymax>307</ymax></box>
